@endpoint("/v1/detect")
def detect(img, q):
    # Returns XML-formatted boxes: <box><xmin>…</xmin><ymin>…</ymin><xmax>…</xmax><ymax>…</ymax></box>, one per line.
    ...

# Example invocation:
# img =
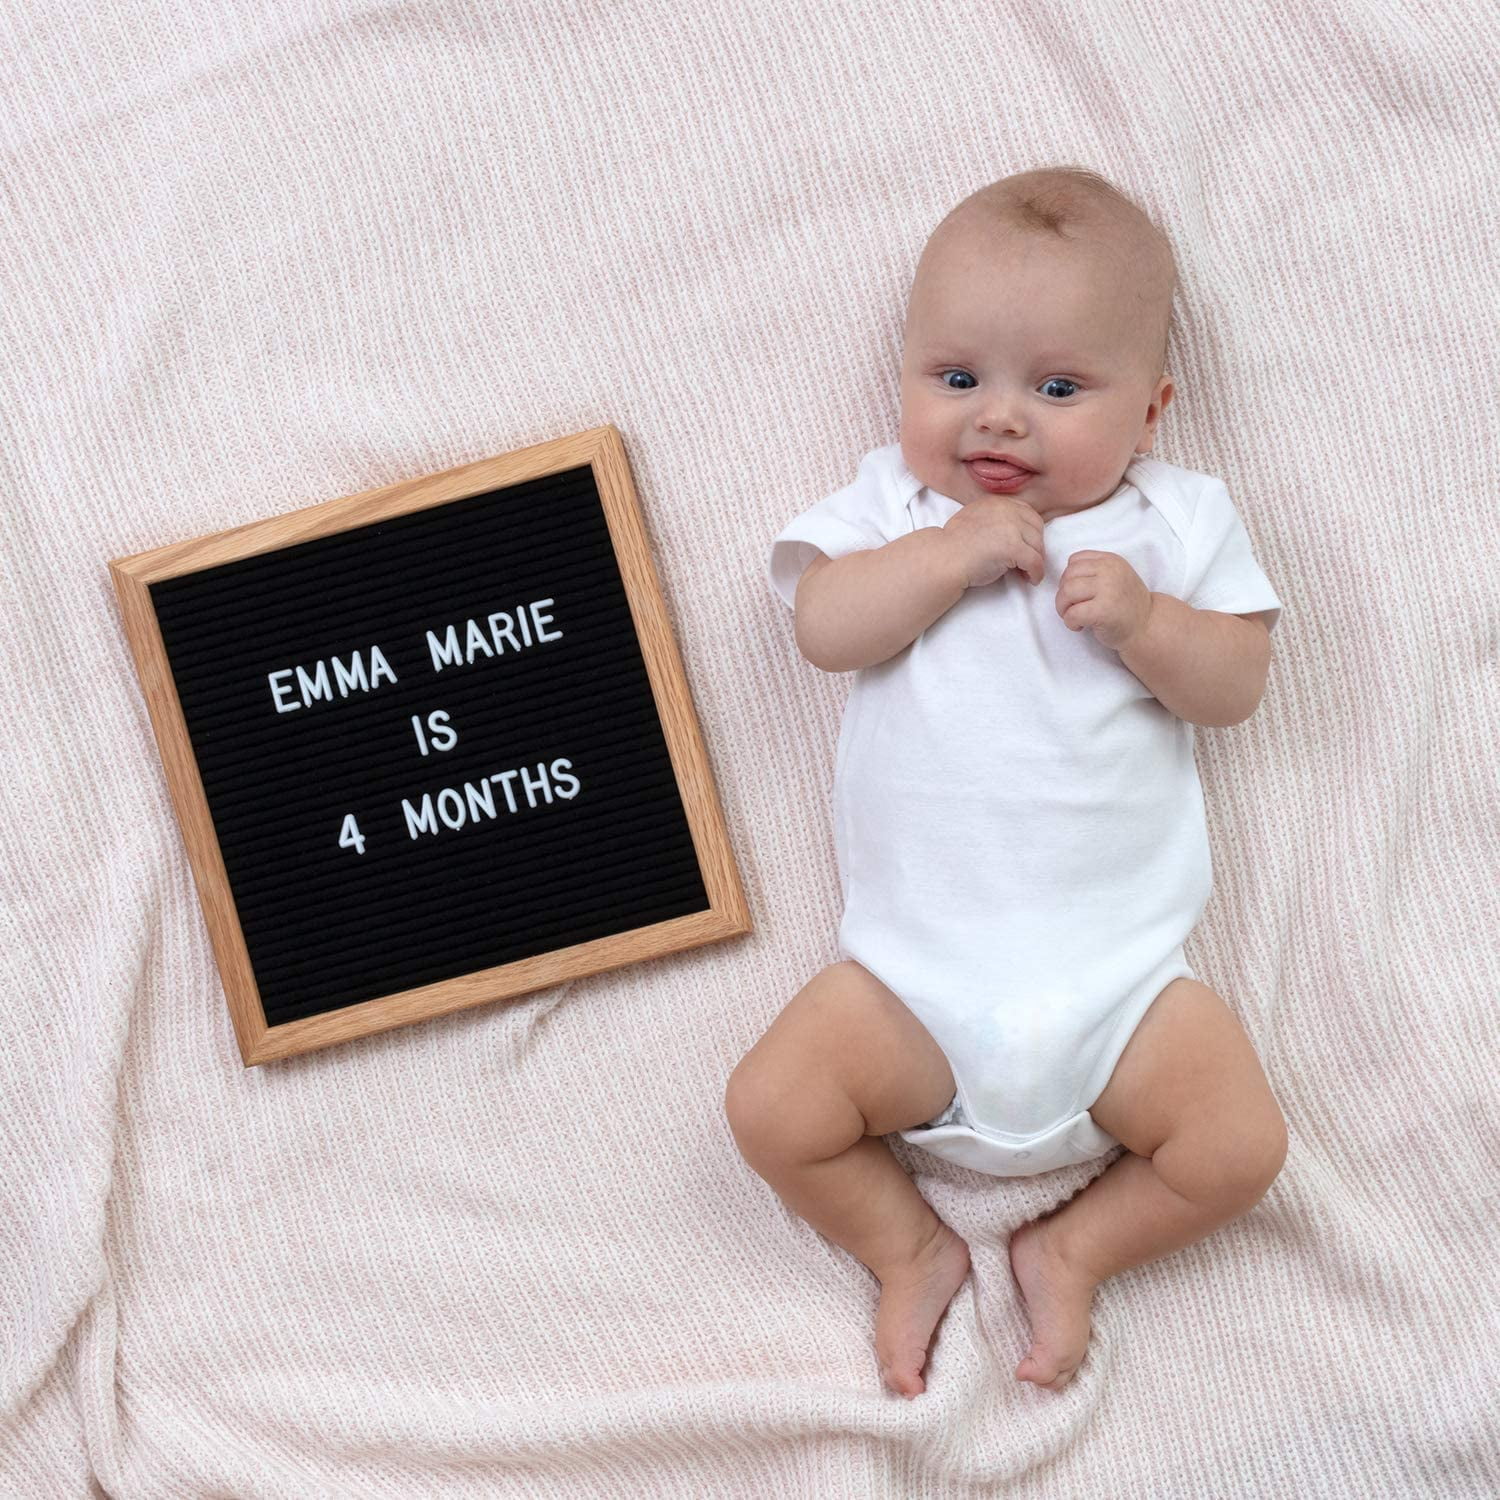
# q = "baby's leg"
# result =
<box><xmin>725</xmin><ymin>959</ymin><xmax>967</xmax><ymax>1399</ymax></box>
<box><xmin>1009</xmin><ymin>977</ymin><xmax>1289</xmax><ymax>1392</ymax></box>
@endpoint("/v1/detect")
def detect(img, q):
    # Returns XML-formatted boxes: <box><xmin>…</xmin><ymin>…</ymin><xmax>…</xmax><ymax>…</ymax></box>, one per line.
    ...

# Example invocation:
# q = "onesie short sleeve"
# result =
<box><xmin>766</xmin><ymin>446</ymin><xmax>911</xmax><ymax>610</ymax></box>
<box><xmin>1180</xmin><ymin>476</ymin><xmax>1285</xmax><ymax>633</ymax></box>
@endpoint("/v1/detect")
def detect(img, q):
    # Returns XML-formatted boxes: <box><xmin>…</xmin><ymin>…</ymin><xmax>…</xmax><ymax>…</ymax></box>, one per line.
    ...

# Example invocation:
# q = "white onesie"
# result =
<box><xmin>767</xmin><ymin>444</ymin><xmax>1284</xmax><ymax>1177</ymax></box>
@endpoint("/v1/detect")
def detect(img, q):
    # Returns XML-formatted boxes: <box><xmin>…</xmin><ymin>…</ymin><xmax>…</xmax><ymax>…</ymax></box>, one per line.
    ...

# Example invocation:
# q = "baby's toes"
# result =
<box><xmin>1016</xmin><ymin>1348</ymin><xmax>1077</xmax><ymax>1390</ymax></box>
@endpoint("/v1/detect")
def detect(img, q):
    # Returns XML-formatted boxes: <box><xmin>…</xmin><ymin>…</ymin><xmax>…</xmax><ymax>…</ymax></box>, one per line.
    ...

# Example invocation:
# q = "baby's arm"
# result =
<box><xmin>1116</xmin><ymin>594</ymin><xmax>1272</xmax><ymax>727</ymax></box>
<box><xmin>793</xmin><ymin>531</ymin><xmax>965</xmax><ymax>672</ymax></box>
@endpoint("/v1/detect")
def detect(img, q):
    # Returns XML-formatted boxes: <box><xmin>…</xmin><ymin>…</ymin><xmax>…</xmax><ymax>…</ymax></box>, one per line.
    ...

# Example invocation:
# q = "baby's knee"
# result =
<box><xmin>723</xmin><ymin>1057</ymin><xmax>771</xmax><ymax>1147</ymax></box>
<box><xmin>724</xmin><ymin>1055</ymin><xmax>861</xmax><ymax>1166</ymax></box>
<box><xmin>1160</xmin><ymin>1102</ymin><xmax>1289</xmax><ymax>1213</ymax></box>
<box><xmin>1241</xmin><ymin>1110</ymin><xmax>1290</xmax><ymax>1199</ymax></box>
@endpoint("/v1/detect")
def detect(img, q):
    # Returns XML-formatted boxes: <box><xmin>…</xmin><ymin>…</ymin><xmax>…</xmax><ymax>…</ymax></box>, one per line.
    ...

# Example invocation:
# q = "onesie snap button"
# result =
<box><xmin>1016</xmin><ymin>1150</ymin><xmax>1031</xmax><ymax>1160</ymax></box>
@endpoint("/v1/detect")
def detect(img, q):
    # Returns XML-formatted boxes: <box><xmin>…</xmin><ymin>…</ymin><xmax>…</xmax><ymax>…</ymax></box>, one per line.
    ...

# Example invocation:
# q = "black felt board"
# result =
<box><xmin>147</xmin><ymin>463</ymin><xmax>708</xmax><ymax>1028</ymax></box>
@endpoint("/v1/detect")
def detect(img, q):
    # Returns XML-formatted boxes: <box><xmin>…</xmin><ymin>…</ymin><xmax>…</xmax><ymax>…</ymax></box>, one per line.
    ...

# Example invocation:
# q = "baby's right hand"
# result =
<box><xmin>938</xmin><ymin>494</ymin><xmax>1046</xmax><ymax>589</ymax></box>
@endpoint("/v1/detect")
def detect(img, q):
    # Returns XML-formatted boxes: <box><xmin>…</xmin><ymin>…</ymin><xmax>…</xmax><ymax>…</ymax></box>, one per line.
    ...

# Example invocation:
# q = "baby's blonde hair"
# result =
<box><xmin>922</xmin><ymin>165</ymin><xmax>1179</xmax><ymax>378</ymax></box>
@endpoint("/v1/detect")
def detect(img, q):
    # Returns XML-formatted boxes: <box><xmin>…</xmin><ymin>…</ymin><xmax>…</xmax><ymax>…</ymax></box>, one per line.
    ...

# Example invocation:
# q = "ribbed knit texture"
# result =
<box><xmin>2</xmin><ymin>3</ymin><xmax>1497</xmax><ymax>1495</ymax></box>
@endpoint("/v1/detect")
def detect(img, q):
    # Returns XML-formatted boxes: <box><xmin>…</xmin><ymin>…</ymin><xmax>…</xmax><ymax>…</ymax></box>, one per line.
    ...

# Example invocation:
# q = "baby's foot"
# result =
<box><xmin>875</xmin><ymin>1221</ymin><xmax>971</xmax><ymax>1399</ymax></box>
<box><xmin>1008</xmin><ymin>1215</ymin><xmax>1097</xmax><ymax>1392</ymax></box>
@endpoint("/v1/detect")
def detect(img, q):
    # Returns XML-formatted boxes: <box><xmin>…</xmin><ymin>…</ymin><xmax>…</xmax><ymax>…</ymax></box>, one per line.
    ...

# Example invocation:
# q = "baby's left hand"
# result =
<box><xmin>1055</xmin><ymin>550</ymin><xmax>1153</xmax><ymax>652</ymax></box>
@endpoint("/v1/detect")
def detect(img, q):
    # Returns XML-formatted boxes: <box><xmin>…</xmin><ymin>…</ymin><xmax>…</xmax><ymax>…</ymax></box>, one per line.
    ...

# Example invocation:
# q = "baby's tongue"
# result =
<box><xmin>971</xmin><ymin>458</ymin><xmax>1026</xmax><ymax>479</ymax></box>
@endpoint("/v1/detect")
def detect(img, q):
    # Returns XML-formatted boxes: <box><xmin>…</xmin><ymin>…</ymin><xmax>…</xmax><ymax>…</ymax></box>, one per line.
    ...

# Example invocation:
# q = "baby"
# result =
<box><xmin>727</xmin><ymin>167</ymin><xmax>1289</xmax><ymax>1399</ymax></box>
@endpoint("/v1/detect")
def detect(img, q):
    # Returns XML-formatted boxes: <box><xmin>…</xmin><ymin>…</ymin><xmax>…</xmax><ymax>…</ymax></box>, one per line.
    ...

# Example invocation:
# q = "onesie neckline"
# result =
<box><xmin>1037</xmin><ymin>471</ymin><xmax>1141</xmax><ymax>529</ymax></box>
<box><xmin>910</xmin><ymin>469</ymin><xmax>1143</xmax><ymax>528</ymax></box>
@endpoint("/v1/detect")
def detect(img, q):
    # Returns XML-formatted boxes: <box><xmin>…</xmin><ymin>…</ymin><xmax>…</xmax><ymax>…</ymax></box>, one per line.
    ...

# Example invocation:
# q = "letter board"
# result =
<box><xmin>108</xmin><ymin>426</ymin><xmax>749</xmax><ymax>1065</ymax></box>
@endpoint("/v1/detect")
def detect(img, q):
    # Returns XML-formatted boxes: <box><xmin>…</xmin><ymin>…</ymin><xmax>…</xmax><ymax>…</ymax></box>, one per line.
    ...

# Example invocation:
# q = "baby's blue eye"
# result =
<box><xmin>938</xmin><ymin>370</ymin><xmax>1079</xmax><ymax>398</ymax></box>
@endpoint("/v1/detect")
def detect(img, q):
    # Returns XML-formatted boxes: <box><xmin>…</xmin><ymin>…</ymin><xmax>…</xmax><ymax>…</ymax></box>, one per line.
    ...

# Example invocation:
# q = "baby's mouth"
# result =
<box><xmin>967</xmin><ymin>458</ymin><xmax>1032</xmax><ymax>481</ymax></box>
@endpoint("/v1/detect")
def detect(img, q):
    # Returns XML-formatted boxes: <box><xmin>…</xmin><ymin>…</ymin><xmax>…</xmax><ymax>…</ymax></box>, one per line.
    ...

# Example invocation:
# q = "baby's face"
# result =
<box><xmin>899</xmin><ymin>229</ymin><xmax>1173</xmax><ymax>524</ymax></box>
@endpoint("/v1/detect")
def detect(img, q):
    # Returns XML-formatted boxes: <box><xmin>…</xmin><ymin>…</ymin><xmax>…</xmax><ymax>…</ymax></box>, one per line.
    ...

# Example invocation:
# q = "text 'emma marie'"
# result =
<box><xmin>265</xmin><ymin>598</ymin><xmax>562</xmax><ymax>714</ymax></box>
